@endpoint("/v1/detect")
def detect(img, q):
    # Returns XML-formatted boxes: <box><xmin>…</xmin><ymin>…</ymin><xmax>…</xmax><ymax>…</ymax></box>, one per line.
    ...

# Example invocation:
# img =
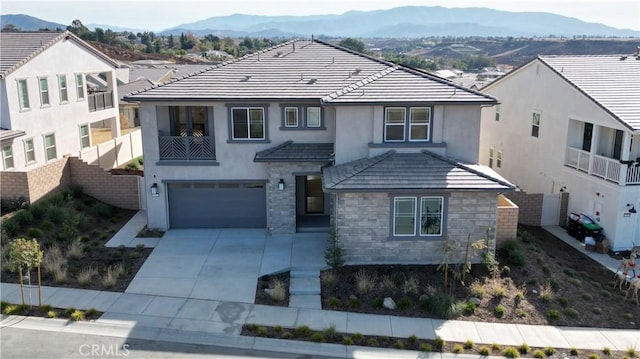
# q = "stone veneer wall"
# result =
<box><xmin>267</xmin><ymin>162</ymin><xmax>324</xmax><ymax>235</ymax></box>
<box><xmin>334</xmin><ymin>191</ymin><xmax>498</xmax><ymax>264</ymax></box>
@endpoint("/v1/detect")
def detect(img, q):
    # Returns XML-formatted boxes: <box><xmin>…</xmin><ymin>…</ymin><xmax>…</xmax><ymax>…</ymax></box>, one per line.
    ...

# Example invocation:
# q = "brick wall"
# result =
<box><xmin>334</xmin><ymin>191</ymin><xmax>498</xmax><ymax>264</ymax></box>
<box><xmin>1</xmin><ymin>158</ymin><xmax>70</xmax><ymax>205</ymax></box>
<box><xmin>504</xmin><ymin>191</ymin><xmax>543</xmax><ymax>226</ymax></box>
<box><xmin>68</xmin><ymin>157</ymin><xmax>139</xmax><ymax>210</ymax></box>
<box><xmin>496</xmin><ymin>194</ymin><xmax>519</xmax><ymax>248</ymax></box>
<box><xmin>0</xmin><ymin>171</ymin><xmax>30</xmax><ymax>204</ymax></box>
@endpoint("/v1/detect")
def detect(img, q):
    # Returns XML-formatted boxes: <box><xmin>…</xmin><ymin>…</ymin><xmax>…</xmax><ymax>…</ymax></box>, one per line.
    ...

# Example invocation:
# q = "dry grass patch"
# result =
<box><xmin>268</xmin><ymin>278</ymin><xmax>287</xmax><ymax>302</ymax></box>
<box><xmin>355</xmin><ymin>269</ymin><xmax>376</xmax><ymax>294</ymax></box>
<box><xmin>77</xmin><ymin>266</ymin><xmax>98</xmax><ymax>286</ymax></box>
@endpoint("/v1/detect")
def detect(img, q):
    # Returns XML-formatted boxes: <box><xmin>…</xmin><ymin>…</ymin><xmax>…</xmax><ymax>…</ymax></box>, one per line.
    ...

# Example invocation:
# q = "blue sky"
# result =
<box><xmin>2</xmin><ymin>0</ymin><xmax>639</xmax><ymax>31</ymax></box>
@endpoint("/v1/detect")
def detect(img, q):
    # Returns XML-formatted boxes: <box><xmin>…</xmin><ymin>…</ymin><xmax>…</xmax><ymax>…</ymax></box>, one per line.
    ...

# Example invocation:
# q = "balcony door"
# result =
<box><xmin>170</xmin><ymin>106</ymin><xmax>208</xmax><ymax>137</ymax></box>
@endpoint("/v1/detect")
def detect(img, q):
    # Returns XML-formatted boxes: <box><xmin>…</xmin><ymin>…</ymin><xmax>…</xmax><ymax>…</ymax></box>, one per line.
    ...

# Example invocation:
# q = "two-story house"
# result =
<box><xmin>126</xmin><ymin>39</ymin><xmax>514</xmax><ymax>264</ymax></box>
<box><xmin>479</xmin><ymin>54</ymin><xmax>640</xmax><ymax>251</ymax></box>
<box><xmin>0</xmin><ymin>31</ymin><xmax>120</xmax><ymax>174</ymax></box>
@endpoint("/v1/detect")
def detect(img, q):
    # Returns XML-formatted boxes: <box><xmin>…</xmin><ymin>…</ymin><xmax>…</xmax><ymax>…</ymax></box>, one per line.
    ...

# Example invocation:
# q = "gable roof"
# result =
<box><xmin>118</xmin><ymin>78</ymin><xmax>156</xmax><ymax>101</ymax></box>
<box><xmin>125</xmin><ymin>39</ymin><xmax>496</xmax><ymax>105</ymax></box>
<box><xmin>322</xmin><ymin>150</ymin><xmax>515</xmax><ymax>192</ymax></box>
<box><xmin>254</xmin><ymin>140</ymin><xmax>334</xmax><ymax>163</ymax></box>
<box><xmin>0</xmin><ymin>31</ymin><xmax>119</xmax><ymax>79</ymax></box>
<box><xmin>538</xmin><ymin>55</ymin><xmax>640</xmax><ymax>132</ymax></box>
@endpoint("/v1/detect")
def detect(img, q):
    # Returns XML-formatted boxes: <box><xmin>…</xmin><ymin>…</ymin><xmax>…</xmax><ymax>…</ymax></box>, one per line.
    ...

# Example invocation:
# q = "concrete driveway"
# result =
<box><xmin>125</xmin><ymin>229</ymin><xmax>326</xmax><ymax>303</ymax></box>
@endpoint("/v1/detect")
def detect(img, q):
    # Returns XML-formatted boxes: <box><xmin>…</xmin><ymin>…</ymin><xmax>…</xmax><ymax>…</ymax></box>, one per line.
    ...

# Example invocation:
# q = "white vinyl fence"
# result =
<box><xmin>78</xmin><ymin>129</ymin><xmax>142</xmax><ymax>170</ymax></box>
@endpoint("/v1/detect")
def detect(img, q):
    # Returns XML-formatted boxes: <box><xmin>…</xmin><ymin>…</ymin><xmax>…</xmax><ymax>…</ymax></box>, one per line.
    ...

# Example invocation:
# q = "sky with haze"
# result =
<box><xmin>2</xmin><ymin>0</ymin><xmax>639</xmax><ymax>32</ymax></box>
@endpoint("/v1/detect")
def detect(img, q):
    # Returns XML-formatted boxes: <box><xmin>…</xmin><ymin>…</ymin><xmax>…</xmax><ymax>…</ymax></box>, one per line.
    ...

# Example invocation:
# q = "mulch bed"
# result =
<box><xmin>254</xmin><ymin>272</ymin><xmax>290</xmax><ymax>307</ymax></box>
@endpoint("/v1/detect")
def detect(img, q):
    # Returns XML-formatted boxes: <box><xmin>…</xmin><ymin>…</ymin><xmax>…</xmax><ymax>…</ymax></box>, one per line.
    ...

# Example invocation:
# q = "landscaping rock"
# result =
<box><xmin>469</xmin><ymin>297</ymin><xmax>481</xmax><ymax>306</ymax></box>
<box><xmin>264</xmin><ymin>288</ymin><xmax>274</xmax><ymax>297</ymax></box>
<box><xmin>383</xmin><ymin>297</ymin><xmax>396</xmax><ymax>310</ymax></box>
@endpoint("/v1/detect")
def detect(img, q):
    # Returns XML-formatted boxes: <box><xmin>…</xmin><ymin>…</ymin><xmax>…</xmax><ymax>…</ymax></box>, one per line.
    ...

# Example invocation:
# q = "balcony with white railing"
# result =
<box><xmin>159</xmin><ymin>136</ymin><xmax>216</xmax><ymax>161</ymax></box>
<box><xmin>565</xmin><ymin>147</ymin><xmax>640</xmax><ymax>185</ymax></box>
<box><xmin>88</xmin><ymin>91</ymin><xmax>114</xmax><ymax>112</ymax></box>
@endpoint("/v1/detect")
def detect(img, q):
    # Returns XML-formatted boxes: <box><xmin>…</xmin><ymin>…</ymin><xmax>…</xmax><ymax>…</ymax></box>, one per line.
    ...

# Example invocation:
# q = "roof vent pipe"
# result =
<box><xmin>312</xmin><ymin>35</ymin><xmax>314</xmax><ymax>42</ymax></box>
<box><xmin>293</xmin><ymin>43</ymin><xmax>296</xmax><ymax>52</ymax></box>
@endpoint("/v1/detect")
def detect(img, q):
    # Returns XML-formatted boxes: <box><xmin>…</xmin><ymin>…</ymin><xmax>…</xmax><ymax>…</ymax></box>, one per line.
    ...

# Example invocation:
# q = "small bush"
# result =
<box><xmin>494</xmin><ymin>305</ymin><xmax>505</xmax><ymax>317</ymax></box>
<box><xmin>564</xmin><ymin>307</ymin><xmax>579</xmax><ymax>318</ymax></box>
<box><xmin>503</xmin><ymin>346</ymin><xmax>520</xmax><ymax>358</ymax></box>
<box><xmin>294</xmin><ymin>325</ymin><xmax>312</xmax><ymax>337</ymax></box>
<box><xmin>424</xmin><ymin>292</ymin><xmax>455</xmax><ymax>319</ymax></box>
<box><xmin>3</xmin><ymin>304</ymin><xmax>18</xmax><ymax>315</ymax></box>
<box><xmin>627</xmin><ymin>347</ymin><xmax>638</xmax><ymax>358</ymax></box>
<box><xmin>434</xmin><ymin>337</ymin><xmax>445</xmax><ymax>350</ymax></box>
<box><xmin>379</xmin><ymin>275</ymin><xmax>395</xmax><ymax>292</ymax></box>
<box><xmin>492</xmin><ymin>283</ymin><xmax>507</xmax><ymax>298</ymax></box>
<box><xmin>46</xmin><ymin>310</ymin><xmax>58</xmax><ymax>318</ymax></box>
<box><xmin>322</xmin><ymin>325</ymin><xmax>337</xmax><ymax>340</ymax></box>
<box><xmin>453</xmin><ymin>344</ymin><xmax>464</xmax><ymax>353</ymax></box>
<box><xmin>1</xmin><ymin>219</ymin><xmax>19</xmax><ymax>238</ymax></box>
<box><xmin>492</xmin><ymin>343</ymin><xmax>502</xmax><ymax>352</ymax></box>
<box><xmin>366</xmin><ymin>338</ymin><xmax>379</xmax><ymax>347</ymax></box>
<box><xmin>27</xmin><ymin>228</ymin><xmax>43</xmax><ymax>239</ymax></box>
<box><xmin>539</xmin><ymin>283</ymin><xmax>554</xmax><ymax>302</ymax></box>
<box><xmin>70</xmin><ymin>310</ymin><xmax>85</xmax><ymax>321</ymax></box>
<box><xmin>464</xmin><ymin>340</ymin><xmax>474</xmax><ymax>349</ymax></box>
<box><xmin>570</xmin><ymin>348</ymin><xmax>579</xmax><ymax>356</ymax></box>
<box><xmin>602</xmin><ymin>347</ymin><xmax>612</xmax><ymax>356</ymax></box>
<box><xmin>396</xmin><ymin>297</ymin><xmax>412</xmax><ymax>310</ymax></box>
<box><xmin>94</xmin><ymin>203</ymin><xmax>114</xmax><ymax>217</ymax></box>
<box><xmin>582</xmin><ymin>293</ymin><xmax>593</xmax><ymax>301</ymax></box>
<box><xmin>514</xmin><ymin>288</ymin><xmax>526</xmax><ymax>303</ymax></box>
<box><xmin>256</xmin><ymin>326</ymin><xmax>268</xmax><ymax>337</ymax></box>
<box><xmin>589</xmin><ymin>354</ymin><xmax>600</xmax><ymax>359</ymax></box>
<box><xmin>326</xmin><ymin>296</ymin><xmax>341</xmax><ymax>308</ymax></box>
<box><xmin>13</xmin><ymin>209</ymin><xmax>34</xmax><ymax>226</ymax></box>
<box><xmin>463</xmin><ymin>301</ymin><xmax>477</xmax><ymax>314</ymax></box>
<box><xmin>519</xmin><ymin>343</ymin><xmax>530</xmax><ymax>354</ymax></box>
<box><xmin>372</xmin><ymin>298</ymin><xmax>384</xmax><ymax>309</ymax></box>
<box><xmin>403</xmin><ymin>276</ymin><xmax>419</xmax><ymax>295</ymax></box>
<box><xmin>568</xmin><ymin>278</ymin><xmax>582</xmax><ymax>287</ymax></box>
<box><xmin>281</xmin><ymin>332</ymin><xmax>292</xmax><ymax>339</ymax></box>
<box><xmin>355</xmin><ymin>269</ymin><xmax>376</xmax><ymax>294</ymax></box>
<box><xmin>469</xmin><ymin>280</ymin><xmax>486</xmax><ymax>298</ymax></box>
<box><xmin>40</xmin><ymin>304</ymin><xmax>53</xmax><ymax>312</ymax></box>
<box><xmin>86</xmin><ymin>308</ymin><xmax>99</xmax><ymax>318</ymax></box>
<box><xmin>353</xmin><ymin>333</ymin><xmax>363</xmax><ymax>341</ymax></box>
<box><xmin>268</xmin><ymin>279</ymin><xmax>286</xmax><ymax>302</ymax></box>
<box><xmin>342</xmin><ymin>336</ymin><xmax>354</xmax><ymax>345</ymax></box>
<box><xmin>557</xmin><ymin>297</ymin><xmax>570</xmax><ymax>307</ymax></box>
<box><xmin>544</xmin><ymin>346</ymin><xmax>557</xmax><ymax>356</ymax></box>
<box><xmin>516</xmin><ymin>309</ymin><xmax>527</xmax><ymax>318</ymax></box>
<box><xmin>29</xmin><ymin>203</ymin><xmax>47</xmax><ymax>219</ymax></box>
<box><xmin>77</xmin><ymin>266</ymin><xmax>97</xmax><ymax>286</ymax></box>
<box><xmin>41</xmin><ymin>220</ymin><xmax>55</xmax><ymax>231</ymax></box>
<box><xmin>102</xmin><ymin>266</ymin><xmax>118</xmax><ymax>288</ymax></box>
<box><xmin>394</xmin><ymin>340</ymin><xmax>405</xmax><ymax>350</ymax></box>
<box><xmin>600</xmin><ymin>290</ymin><xmax>611</xmax><ymax>298</ymax></box>
<box><xmin>407</xmin><ymin>335</ymin><xmax>418</xmax><ymax>344</ymax></box>
<box><xmin>421</xmin><ymin>343</ymin><xmax>433</xmax><ymax>352</ymax></box>
<box><xmin>533</xmin><ymin>349</ymin><xmax>546</xmax><ymax>358</ymax></box>
<box><xmin>478</xmin><ymin>346</ymin><xmax>491</xmax><ymax>356</ymax></box>
<box><xmin>503</xmin><ymin>239</ymin><xmax>525</xmax><ymax>266</ymax></box>
<box><xmin>67</xmin><ymin>241</ymin><xmax>84</xmax><ymax>259</ymax></box>
<box><xmin>546</xmin><ymin>309</ymin><xmax>560</xmax><ymax>320</ymax></box>
<box><xmin>52</xmin><ymin>266</ymin><xmax>68</xmax><ymax>284</ymax></box>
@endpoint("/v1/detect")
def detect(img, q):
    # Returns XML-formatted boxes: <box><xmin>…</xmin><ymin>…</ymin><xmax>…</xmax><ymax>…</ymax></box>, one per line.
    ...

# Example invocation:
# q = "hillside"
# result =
<box><xmin>0</xmin><ymin>14</ymin><xmax>65</xmax><ymax>30</ymax></box>
<box><xmin>86</xmin><ymin>42</ymin><xmax>204</xmax><ymax>64</ymax></box>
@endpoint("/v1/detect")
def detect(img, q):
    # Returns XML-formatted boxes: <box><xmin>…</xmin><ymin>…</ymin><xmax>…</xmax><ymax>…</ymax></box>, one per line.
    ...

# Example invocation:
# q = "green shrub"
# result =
<box><xmin>602</xmin><ymin>347</ymin><xmax>612</xmax><ymax>356</ymax></box>
<box><xmin>464</xmin><ymin>340</ymin><xmax>474</xmax><ymax>349</ymax></box>
<box><xmin>533</xmin><ymin>349</ymin><xmax>546</xmax><ymax>358</ymax></box>
<box><xmin>546</xmin><ymin>309</ymin><xmax>560</xmax><ymax>320</ymax></box>
<box><xmin>46</xmin><ymin>310</ymin><xmax>58</xmax><ymax>318</ymax></box>
<box><xmin>516</xmin><ymin>309</ymin><xmax>527</xmax><ymax>318</ymax></box>
<box><xmin>326</xmin><ymin>296</ymin><xmax>341</xmax><ymax>308</ymax></box>
<box><xmin>70</xmin><ymin>310</ymin><xmax>85</xmax><ymax>321</ymax></box>
<box><xmin>424</xmin><ymin>292</ymin><xmax>455</xmax><ymax>319</ymax></box>
<box><xmin>41</xmin><ymin>220</ymin><xmax>55</xmax><ymax>231</ymax></box>
<box><xmin>627</xmin><ymin>347</ymin><xmax>638</xmax><ymax>358</ymax></box>
<box><xmin>85</xmin><ymin>308</ymin><xmax>99</xmax><ymax>318</ymax></box>
<box><xmin>39</xmin><ymin>304</ymin><xmax>53</xmax><ymax>312</ymax></box>
<box><xmin>557</xmin><ymin>297</ymin><xmax>570</xmax><ymax>307</ymax></box>
<box><xmin>589</xmin><ymin>354</ymin><xmax>600</xmax><ymax>359</ymax></box>
<box><xmin>353</xmin><ymin>333</ymin><xmax>363</xmax><ymax>341</ymax></box>
<box><xmin>503</xmin><ymin>239</ymin><xmax>525</xmax><ymax>266</ymax></box>
<box><xmin>46</xmin><ymin>205</ymin><xmax>66</xmax><ymax>223</ymax></box>
<box><xmin>294</xmin><ymin>325</ymin><xmax>312</xmax><ymax>337</ymax></box>
<box><xmin>366</xmin><ymin>338</ymin><xmax>379</xmax><ymax>347</ymax></box>
<box><xmin>29</xmin><ymin>203</ymin><xmax>47</xmax><ymax>219</ymax></box>
<box><xmin>13</xmin><ymin>209</ymin><xmax>34</xmax><ymax>226</ymax></box>
<box><xmin>434</xmin><ymin>337</ymin><xmax>445</xmax><ymax>350</ymax></box>
<box><xmin>27</xmin><ymin>228</ymin><xmax>43</xmax><ymax>239</ymax></box>
<box><xmin>125</xmin><ymin>162</ymin><xmax>140</xmax><ymax>170</ymax></box>
<box><xmin>342</xmin><ymin>336</ymin><xmax>353</xmax><ymax>345</ymax></box>
<box><xmin>503</xmin><ymin>346</ymin><xmax>520</xmax><ymax>358</ymax></box>
<box><xmin>421</xmin><ymin>343</ymin><xmax>433</xmax><ymax>352</ymax></box>
<box><xmin>544</xmin><ymin>346</ymin><xmax>557</xmax><ymax>356</ymax></box>
<box><xmin>519</xmin><ymin>343</ymin><xmax>530</xmax><ymax>354</ymax></box>
<box><xmin>397</xmin><ymin>297</ymin><xmax>412</xmax><ymax>310</ymax></box>
<box><xmin>1</xmin><ymin>219</ymin><xmax>19</xmax><ymax>238</ymax></box>
<box><xmin>582</xmin><ymin>293</ymin><xmax>593</xmax><ymax>301</ymax></box>
<box><xmin>281</xmin><ymin>331</ymin><xmax>292</xmax><ymax>339</ymax></box>
<box><xmin>2</xmin><ymin>304</ymin><xmax>18</xmax><ymax>315</ymax></box>
<box><xmin>394</xmin><ymin>340</ymin><xmax>405</xmax><ymax>349</ymax></box>
<box><xmin>256</xmin><ymin>326</ymin><xmax>268</xmax><ymax>337</ymax></box>
<box><xmin>348</xmin><ymin>295</ymin><xmax>361</xmax><ymax>309</ymax></box>
<box><xmin>463</xmin><ymin>301</ymin><xmax>477</xmax><ymax>314</ymax></box>
<box><xmin>94</xmin><ymin>203</ymin><xmax>114</xmax><ymax>217</ymax></box>
<box><xmin>570</xmin><ymin>348</ymin><xmax>579</xmax><ymax>356</ymax></box>
<box><xmin>452</xmin><ymin>344</ymin><xmax>464</xmax><ymax>353</ymax></box>
<box><xmin>372</xmin><ymin>298</ymin><xmax>384</xmax><ymax>309</ymax></box>
<box><xmin>564</xmin><ymin>308</ymin><xmax>579</xmax><ymax>318</ymax></box>
<box><xmin>322</xmin><ymin>325</ymin><xmax>337</xmax><ymax>340</ymax></box>
<box><xmin>494</xmin><ymin>305</ymin><xmax>505</xmax><ymax>317</ymax></box>
<box><xmin>407</xmin><ymin>335</ymin><xmax>418</xmax><ymax>344</ymax></box>
<box><xmin>478</xmin><ymin>346</ymin><xmax>491</xmax><ymax>355</ymax></box>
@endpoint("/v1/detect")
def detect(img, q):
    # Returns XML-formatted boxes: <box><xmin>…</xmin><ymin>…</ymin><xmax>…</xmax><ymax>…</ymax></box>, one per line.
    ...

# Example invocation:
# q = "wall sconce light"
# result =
<box><xmin>278</xmin><ymin>179</ymin><xmax>285</xmax><ymax>191</ymax></box>
<box><xmin>151</xmin><ymin>183</ymin><xmax>159</xmax><ymax>197</ymax></box>
<box><xmin>627</xmin><ymin>204</ymin><xmax>637</xmax><ymax>214</ymax></box>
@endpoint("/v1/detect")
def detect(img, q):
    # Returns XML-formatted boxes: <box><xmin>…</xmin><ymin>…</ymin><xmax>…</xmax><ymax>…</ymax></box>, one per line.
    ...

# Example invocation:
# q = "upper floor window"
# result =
<box><xmin>58</xmin><ymin>75</ymin><xmax>69</xmax><ymax>103</ymax></box>
<box><xmin>230</xmin><ymin>107</ymin><xmax>266</xmax><ymax>140</ymax></box>
<box><xmin>75</xmin><ymin>74</ymin><xmax>85</xmax><ymax>100</ymax></box>
<box><xmin>384</xmin><ymin>107</ymin><xmax>431</xmax><ymax>142</ymax></box>
<box><xmin>44</xmin><ymin>133</ymin><xmax>57</xmax><ymax>161</ymax></box>
<box><xmin>38</xmin><ymin>77</ymin><xmax>50</xmax><ymax>106</ymax></box>
<box><xmin>489</xmin><ymin>147</ymin><xmax>494</xmax><ymax>168</ymax></box>
<box><xmin>280</xmin><ymin>105</ymin><xmax>324</xmax><ymax>130</ymax></box>
<box><xmin>392</xmin><ymin>196</ymin><xmax>444</xmax><ymax>238</ymax></box>
<box><xmin>2</xmin><ymin>145</ymin><xmax>14</xmax><ymax>170</ymax></box>
<box><xmin>497</xmin><ymin>150</ymin><xmax>503</xmax><ymax>168</ymax></box>
<box><xmin>24</xmin><ymin>138</ymin><xmax>36</xmax><ymax>164</ymax></box>
<box><xmin>79</xmin><ymin>124</ymin><xmax>91</xmax><ymax>148</ymax></box>
<box><xmin>169</xmin><ymin>106</ymin><xmax>209</xmax><ymax>136</ymax></box>
<box><xmin>531</xmin><ymin>112</ymin><xmax>541</xmax><ymax>138</ymax></box>
<box><xmin>17</xmin><ymin>79</ymin><xmax>30</xmax><ymax>110</ymax></box>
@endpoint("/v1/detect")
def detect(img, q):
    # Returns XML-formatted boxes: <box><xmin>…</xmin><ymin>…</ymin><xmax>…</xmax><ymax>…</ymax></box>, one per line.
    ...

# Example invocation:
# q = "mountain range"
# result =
<box><xmin>2</xmin><ymin>6</ymin><xmax>638</xmax><ymax>38</ymax></box>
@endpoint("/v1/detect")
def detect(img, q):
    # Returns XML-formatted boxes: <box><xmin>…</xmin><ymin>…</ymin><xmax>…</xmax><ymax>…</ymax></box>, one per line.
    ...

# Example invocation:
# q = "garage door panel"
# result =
<box><xmin>168</xmin><ymin>183</ymin><xmax>266</xmax><ymax>228</ymax></box>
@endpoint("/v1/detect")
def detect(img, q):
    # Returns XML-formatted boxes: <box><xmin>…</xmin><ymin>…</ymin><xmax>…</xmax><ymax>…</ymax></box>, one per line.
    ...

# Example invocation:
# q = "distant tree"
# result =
<box><xmin>67</xmin><ymin>19</ymin><xmax>93</xmax><ymax>40</ymax></box>
<box><xmin>338</xmin><ymin>38</ymin><xmax>366</xmax><ymax>53</ymax></box>
<box><xmin>128</xmin><ymin>33</ymin><xmax>137</xmax><ymax>42</ymax></box>
<box><xmin>168</xmin><ymin>34</ymin><xmax>175</xmax><ymax>49</ymax></box>
<box><xmin>2</xmin><ymin>24</ymin><xmax>20</xmax><ymax>32</ymax></box>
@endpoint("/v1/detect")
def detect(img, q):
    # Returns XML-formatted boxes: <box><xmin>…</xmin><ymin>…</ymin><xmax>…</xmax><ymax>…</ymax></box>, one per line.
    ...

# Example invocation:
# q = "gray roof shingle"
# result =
<box><xmin>0</xmin><ymin>31</ymin><xmax>119</xmax><ymax>79</ymax></box>
<box><xmin>125</xmin><ymin>39</ymin><xmax>496</xmax><ymax>104</ymax></box>
<box><xmin>539</xmin><ymin>55</ymin><xmax>640</xmax><ymax>131</ymax></box>
<box><xmin>322</xmin><ymin>150</ymin><xmax>515</xmax><ymax>192</ymax></box>
<box><xmin>254</xmin><ymin>140</ymin><xmax>334</xmax><ymax>163</ymax></box>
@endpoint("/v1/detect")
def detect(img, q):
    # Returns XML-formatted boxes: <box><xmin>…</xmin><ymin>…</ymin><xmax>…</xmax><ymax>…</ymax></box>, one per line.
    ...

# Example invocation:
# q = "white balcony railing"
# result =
<box><xmin>88</xmin><ymin>91</ymin><xmax>114</xmax><ymax>112</ymax></box>
<box><xmin>565</xmin><ymin>146</ymin><xmax>640</xmax><ymax>185</ymax></box>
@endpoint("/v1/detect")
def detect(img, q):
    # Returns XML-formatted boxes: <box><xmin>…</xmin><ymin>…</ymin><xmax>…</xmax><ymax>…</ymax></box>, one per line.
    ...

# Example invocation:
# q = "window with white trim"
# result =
<box><xmin>489</xmin><ymin>147</ymin><xmax>494</xmax><ymax>168</ymax></box>
<box><xmin>38</xmin><ymin>77</ymin><xmax>50</xmax><ymax>106</ymax></box>
<box><xmin>231</xmin><ymin>107</ymin><xmax>265</xmax><ymax>140</ymax></box>
<box><xmin>531</xmin><ymin>112</ymin><xmax>540</xmax><ymax>138</ymax></box>
<box><xmin>44</xmin><ymin>134</ymin><xmax>57</xmax><ymax>161</ymax></box>
<box><xmin>75</xmin><ymin>74</ymin><xmax>85</xmax><ymax>100</ymax></box>
<box><xmin>17</xmin><ymin>79</ymin><xmax>30</xmax><ymax>110</ymax></box>
<box><xmin>392</xmin><ymin>196</ymin><xmax>444</xmax><ymax>238</ymax></box>
<box><xmin>2</xmin><ymin>145</ymin><xmax>14</xmax><ymax>170</ymax></box>
<box><xmin>24</xmin><ymin>139</ymin><xmax>35</xmax><ymax>164</ymax></box>
<box><xmin>79</xmin><ymin>124</ymin><xmax>90</xmax><ymax>148</ymax></box>
<box><xmin>284</xmin><ymin>107</ymin><xmax>298</xmax><ymax>127</ymax></box>
<box><xmin>58</xmin><ymin>75</ymin><xmax>68</xmax><ymax>103</ymax></box>
<box><xmin>384</xmin><ymin>106</ymin><xmax>431</xmax><ymax>142</ymax></box>
<box><xmin>497</xmin><ymin>150</ymin><xmax>503</xmax><ymax>168</ymax></box>
<box><xmin>306</xmin><ymin>107</ymin><xmax>321</xmax><ymax>127</ymax></box>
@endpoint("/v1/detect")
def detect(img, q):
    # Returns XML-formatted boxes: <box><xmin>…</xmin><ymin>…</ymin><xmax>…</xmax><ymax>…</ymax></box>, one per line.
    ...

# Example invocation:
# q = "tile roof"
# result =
<box><xmin>118</xmin><ymin>78</ymin><xmax>156</xmax><ymax>101</ymax></box>
<box><xmin>254</xmin><ymin>140</ymin><xmax>334</xmax><ymax>163</ymax></box>
<box><xmin>322</xmin><ymin>150</ymin><xmax>515</xmax><ymax>192</ymax></box>
<box><xmin>125</xmin><ymin>39</ymin><xmax>495</xmax><ymax>105</ymax></box>
<box><xmin>0</xmin><ymin>31</ymin><xmax>119</xmax><ymax>79</ymax></box>
<box><xmin>539</xmin><ymin>55</ymin><xmax>640</xmax><ymax>131</ymax></box>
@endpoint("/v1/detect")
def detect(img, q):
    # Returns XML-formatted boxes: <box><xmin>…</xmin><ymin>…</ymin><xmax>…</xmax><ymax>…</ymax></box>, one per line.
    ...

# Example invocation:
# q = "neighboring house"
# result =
<box><xmin>0</xmin><ymin>31</ymin><xmax>121</xmax><ymax>173</ymax></box>
<box><xmin>479</xmin><ymin>54</ymin><xmax>640</xmax><ymax>251</ymax></box>
<box><xmin>126</xmin><ymin>39</ymin><xmax>515</xmax><ymax>264</ymax></box>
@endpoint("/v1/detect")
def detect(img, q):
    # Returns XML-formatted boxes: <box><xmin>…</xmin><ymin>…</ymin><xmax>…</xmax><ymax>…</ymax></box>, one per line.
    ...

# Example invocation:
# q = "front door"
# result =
<box><xmin>305</xmin><ymin>175</ymin><xmax>324</xmax><ymax>214</ymax></box>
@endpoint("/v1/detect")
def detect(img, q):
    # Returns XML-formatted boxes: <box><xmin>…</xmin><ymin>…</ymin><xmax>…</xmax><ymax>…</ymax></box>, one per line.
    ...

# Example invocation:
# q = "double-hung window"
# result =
<box><xmin>392</xmin><ymin>196</ymin><xmax>444</xmax><ymax>238</ymax></box>
<box><xmin>76</xmin><ymin>74</ymin><xmax>85</xmax><ymax>100</ymax></box>
<box><xmin>24</xmin><ymin>139</ymin><xmax>36</xmax><ymax>164</ymax></box>
<box><xmin>531</xmin><ymin>112</ymin><xmax>541</xmax><ymax>138</ymax></box>
<box><xmin>44</xmin><ymin>134</ymin><xmax>57</xmax><ymax>161</ymax></box>
<box><xmin>17</xmin><ymin>79</ymin><xmax>30</xmax><ymax>110</ymax></box>
<box><xmin>2</xmin><ymin>145</ymin><xmax>14</xmax><ymax>170</ymax></box>
<box><xmin>497</xmin><ymin>151</ymin><xmax>503</xmax><ymax>168</ymax></box>
<box><xmin>384</xmin><ymin>107</ymin><xmax>431</xmax><ymax>142</ymax></box>
<box><xmin>280</xmin><ymin>105</ymin><xmax>323</xmax><ymax>129</ymax></box>
<box><xmin>231</xmin><ymin>107</ymin><xmax>266</xmax><ymax>140</ymax></box>
<box><xmin>306</xmin><ymin>107</ymin><xmax>321</xmax><ymax>128</ymax></box>
<box><xmin>39</xmin><ymin>77</ymin><xmax>50</xmax><ymax>106</ymax></box>
<box><xmin>58</xmin><ymin>75</ymin><xmax>69</xmax><ymax>103</ymax></box>
<box><xmin>284</xmin><ymin>107</ymin><xmax>298</xmax><ymax>127</ymax></box>
<box><xmin>79</xmin><ymin>124</ymin><xmax>90</xmax><ymax>148</ymax></box>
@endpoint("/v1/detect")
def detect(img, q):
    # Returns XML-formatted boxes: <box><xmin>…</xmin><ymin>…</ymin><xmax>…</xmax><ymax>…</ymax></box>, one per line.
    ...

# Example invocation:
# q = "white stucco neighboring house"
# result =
<box><xmin>126</xmin><ymin>39</ymin><xmax>516</xmax><ymax>264</ymax></box>
<box><xmin>0</xmin><ymin>31</ymin><xmax>121</xmax><ymax>172</ymax></box>
<box><xmin>479</xmin><ymin>54</ymin><xmax>640</xmax><ymax>251</ymax></box>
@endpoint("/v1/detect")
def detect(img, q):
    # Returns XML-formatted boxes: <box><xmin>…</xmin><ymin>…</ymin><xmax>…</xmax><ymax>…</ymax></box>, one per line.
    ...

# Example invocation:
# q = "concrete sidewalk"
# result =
<box><xmin>1</xmin><ymin>282</ymin><xmax>639</xmax><ymax>352</ymax></box>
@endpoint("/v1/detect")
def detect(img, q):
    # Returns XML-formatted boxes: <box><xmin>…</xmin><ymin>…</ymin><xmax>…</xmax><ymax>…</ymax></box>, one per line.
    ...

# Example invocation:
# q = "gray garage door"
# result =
<box><xmin>168</xmin><ymin>182</ymin><xmax>266</xmax><ymax>228</ymax></box>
